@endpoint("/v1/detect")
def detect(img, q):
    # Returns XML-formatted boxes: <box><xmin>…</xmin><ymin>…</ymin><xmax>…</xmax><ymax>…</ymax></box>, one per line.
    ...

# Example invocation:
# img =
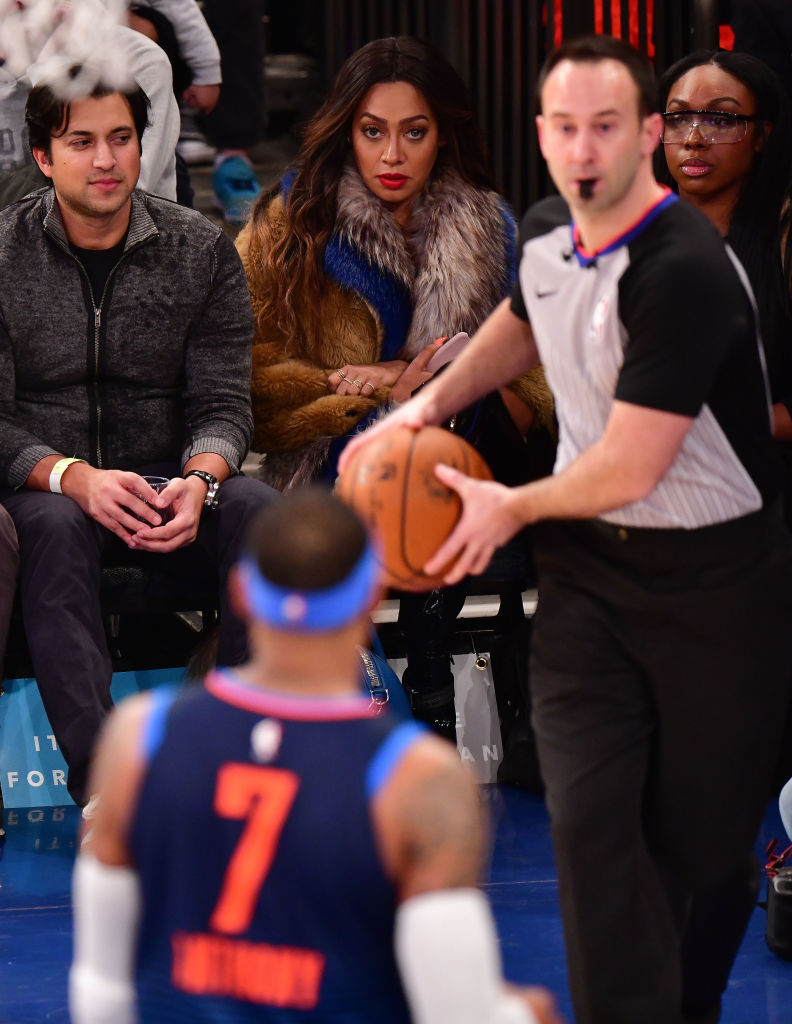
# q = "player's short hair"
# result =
<box><xmin>537</xmin><ymin>34</ymin><xmax>657</xmax><ymax>118</ymax></box>
<box><xmin>26</xmin><ymin>75</ymin><xmax>150</xmax><ymax>159</ymax></box>
<box><xmin>245</xmin><ymin>487</ymin><xmax>368</xmax><ymax>592</ymax></box>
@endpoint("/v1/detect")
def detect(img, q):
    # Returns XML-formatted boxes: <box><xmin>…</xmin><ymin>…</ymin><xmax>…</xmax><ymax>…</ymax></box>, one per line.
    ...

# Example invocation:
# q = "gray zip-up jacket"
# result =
<box><xmin>0</xmin><ymin>187</ymin><xmax>254</xmax><ymax>489</ymax></box>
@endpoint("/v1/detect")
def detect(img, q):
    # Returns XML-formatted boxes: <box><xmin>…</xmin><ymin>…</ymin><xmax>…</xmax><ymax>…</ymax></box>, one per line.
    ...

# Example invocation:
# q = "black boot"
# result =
<box><xmin>403</xmin><ymin>668</ymin><xmax>457</xmax><ymax>743</ymax></box>
<box><xmin>398</xmin><ymin>586</ymin><xmax>465</xmax><ymax>744</ymax></box>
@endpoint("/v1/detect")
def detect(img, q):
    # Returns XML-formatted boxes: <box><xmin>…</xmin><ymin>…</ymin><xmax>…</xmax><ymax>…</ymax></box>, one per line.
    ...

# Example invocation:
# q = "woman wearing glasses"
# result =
<box><xmin>658</xmin><ymin>51</ymin><xmax>792</xmax><ymax>807</ymax></box>
<box><xmin>657</xmin><ymin>51</ymin><xmax>792</xmax><ymax>459</ymax></box>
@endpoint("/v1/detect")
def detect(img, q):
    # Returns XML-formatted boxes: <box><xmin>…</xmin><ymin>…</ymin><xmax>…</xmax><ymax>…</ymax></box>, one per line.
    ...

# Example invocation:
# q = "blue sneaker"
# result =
<box><xmin>212</xmin><ymin>156</ymin><xmax>261</xmax><ymax>226</ymax></box>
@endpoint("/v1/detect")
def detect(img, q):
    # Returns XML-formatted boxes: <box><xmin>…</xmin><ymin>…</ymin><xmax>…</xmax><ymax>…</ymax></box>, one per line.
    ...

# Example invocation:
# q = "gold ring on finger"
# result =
<box><xmin>336</xmin><ymin>369</ymin><xmax>347</xmax><ymax>380</ymax></box>
<box><xmin>362</xmin><ymin>381</ymin><xmax>375</xmax><ymax>393</ymax></box>
<box><xmin>352</xmin><ymin>378</ymin><xmax>363</xmax><ymax>386</ymax></box>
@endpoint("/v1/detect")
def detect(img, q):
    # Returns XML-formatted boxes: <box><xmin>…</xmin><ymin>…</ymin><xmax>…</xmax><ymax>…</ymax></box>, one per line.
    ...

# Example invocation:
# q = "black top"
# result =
<box><xmin>69</xmin><ymin>233</ymin><xmax>128</xmax><ymax>305</ymax></box>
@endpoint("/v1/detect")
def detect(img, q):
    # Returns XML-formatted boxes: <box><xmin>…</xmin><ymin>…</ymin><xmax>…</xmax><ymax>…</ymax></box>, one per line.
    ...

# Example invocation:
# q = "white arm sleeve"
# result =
<box><xmin>116</xmin><ymin>26</ymin><xmax>179</xmax><ymax>200</ymax></box>
<box><xmin>395</xmin><ymin>888</ymin><xmax>539</xmax><ymax>1024</ymax></box>
<box><xmin>69</xmin><ymin>853</ymin><xmax>141</xmax><ymax>1024</ymax></box>
<box><xmin>140</xmin><ymin>0</ymin><xmax>222</xmax><ymax>85</ymax></box>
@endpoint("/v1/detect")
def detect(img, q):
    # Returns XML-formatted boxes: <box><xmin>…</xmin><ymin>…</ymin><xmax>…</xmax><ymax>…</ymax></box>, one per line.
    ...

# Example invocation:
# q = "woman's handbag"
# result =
<box><xmin>358</xmin><ymin>634</ymin><xmax>411</xmax><ymax>719</ymax></box>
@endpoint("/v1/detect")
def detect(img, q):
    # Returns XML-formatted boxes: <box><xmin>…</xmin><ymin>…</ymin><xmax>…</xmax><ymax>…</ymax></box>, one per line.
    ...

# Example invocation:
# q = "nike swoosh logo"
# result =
<box><xmin>535</xmin><ymin>287</ymin><xmax>558</xmax><ymax>298</ymax></box>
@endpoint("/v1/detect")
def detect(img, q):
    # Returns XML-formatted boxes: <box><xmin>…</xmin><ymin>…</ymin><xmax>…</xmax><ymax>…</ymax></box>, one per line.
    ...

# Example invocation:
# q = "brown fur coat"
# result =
<box><xmin>237</xmin><ymin>166</ymin><xmax>554</xmax><ymax>490</ymax></box>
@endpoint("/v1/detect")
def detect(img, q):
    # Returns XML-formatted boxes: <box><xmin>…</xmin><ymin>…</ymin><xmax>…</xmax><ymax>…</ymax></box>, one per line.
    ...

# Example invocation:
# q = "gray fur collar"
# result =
<box><xmin>334</xmin><ymin>165</ymin><xmax>514</xmax><ymax>358</ymax></box>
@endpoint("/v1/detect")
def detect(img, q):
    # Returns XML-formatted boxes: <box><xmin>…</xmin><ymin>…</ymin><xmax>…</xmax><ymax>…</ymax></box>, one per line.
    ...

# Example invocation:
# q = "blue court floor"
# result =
<box><xmin>1</xmin><ymin>787</ymin><xmax>790</xmax><ymax>1023</ymax></box>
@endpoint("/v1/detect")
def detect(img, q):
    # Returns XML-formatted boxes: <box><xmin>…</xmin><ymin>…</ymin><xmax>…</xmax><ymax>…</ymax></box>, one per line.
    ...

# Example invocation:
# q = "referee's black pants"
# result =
<box><xmin>1</xmin><ymin>469</ymin><xmax>277</xmax><ymax>807</ymax></box>
<box><xmin>530</xmin><ymin>502</ymin><xmax>792</xmax><ymax>1024</ymax></box>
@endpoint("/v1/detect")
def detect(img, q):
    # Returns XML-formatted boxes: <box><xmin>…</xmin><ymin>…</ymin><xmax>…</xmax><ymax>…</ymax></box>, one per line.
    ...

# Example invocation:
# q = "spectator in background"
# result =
<box><xmin>128</xmin><ymin>0</ymin><xmax>221</xmax><ymax>111</ymax></box>
<box><xmin>656</xmin><ymin>51</ymin><xmax>792</xmax><ymax>526</ymax></box>
<box><xmin>0</xmin><ymin>70</ymin><xmax>277</xmax><ymax>808</ymax></box>
<box><xmin>657</xmin><ymin>42</ymin><xmax>792</xmax><ymax>914</ymax></box>
<box><xmin>126</xmin><ymin>0</ymin><xmax>221</xmax><ymax>205</ymax></box>
<box><xmin>201</xmin><ymin>0</ymin><xmax>266</xmax><ymax>225</ymax></box>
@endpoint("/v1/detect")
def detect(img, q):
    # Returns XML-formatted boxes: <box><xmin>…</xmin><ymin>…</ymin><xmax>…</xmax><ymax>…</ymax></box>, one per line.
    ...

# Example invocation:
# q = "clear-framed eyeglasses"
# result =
<box><xmin>660</xmin><ymin>110</ymin><xmax>760</xmax><ymax>144</ymax></box>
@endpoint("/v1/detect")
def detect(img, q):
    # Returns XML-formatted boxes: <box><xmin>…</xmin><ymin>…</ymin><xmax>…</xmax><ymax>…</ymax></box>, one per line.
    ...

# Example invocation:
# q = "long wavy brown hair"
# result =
<box><xmin>248</xmin><ymin>35</ymin><xmax>498</xmax><ymax>341</ymax></box>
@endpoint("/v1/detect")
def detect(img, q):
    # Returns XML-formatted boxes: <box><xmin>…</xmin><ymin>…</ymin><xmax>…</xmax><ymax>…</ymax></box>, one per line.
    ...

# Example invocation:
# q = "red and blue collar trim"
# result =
<box><xmin>570</xmin><ymin>187</ymin><xmax>677</xmax><ymax>268</ymax></box>
<box><xmin>206</xmin><ymin>668</ymin><xmax>376</xmax><ymax>721</ymax></box>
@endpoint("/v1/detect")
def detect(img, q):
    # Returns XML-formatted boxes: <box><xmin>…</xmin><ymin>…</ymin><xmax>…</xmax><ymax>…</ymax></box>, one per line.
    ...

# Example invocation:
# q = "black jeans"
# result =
<box><xmin>530</xmin><ymin>505</ymin><xmax>792</xmax><ymax>1024</ymax></box>
<box><xmin>202</xmin><ymin>0</ymin><xmax>266</xmax><ymax>151</ymax></box>
<box><xmin>2</xmin><ymin>472</ymin><xmax>277</xmax><ymax>806</ymax></box>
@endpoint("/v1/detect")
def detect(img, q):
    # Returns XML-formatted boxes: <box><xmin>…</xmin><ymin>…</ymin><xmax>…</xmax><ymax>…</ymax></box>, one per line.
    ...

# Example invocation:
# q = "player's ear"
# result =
<box><xmin>228</xmin><ymin>564</ymin><xmax>252</xmax><ymax>622</ymax></box>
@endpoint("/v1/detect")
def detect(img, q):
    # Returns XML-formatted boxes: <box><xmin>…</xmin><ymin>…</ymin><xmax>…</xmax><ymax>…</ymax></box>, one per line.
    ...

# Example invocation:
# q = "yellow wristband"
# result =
<box><xmin>49</xmin><ymin>457</ymin><xmax>86</xmax><ymax>494</ymax></box>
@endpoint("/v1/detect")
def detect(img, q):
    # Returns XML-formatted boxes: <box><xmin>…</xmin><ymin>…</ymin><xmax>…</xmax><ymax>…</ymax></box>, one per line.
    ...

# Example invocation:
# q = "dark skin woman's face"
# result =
<box><xmin>351</xmin><ymin>81</ymin><xmax>442</xmax><ymax>228</ymax></box>
<box><xmin>662</xmin><ymin>64</ymin><xmax>765</xmax><ymax>209</ymax></box>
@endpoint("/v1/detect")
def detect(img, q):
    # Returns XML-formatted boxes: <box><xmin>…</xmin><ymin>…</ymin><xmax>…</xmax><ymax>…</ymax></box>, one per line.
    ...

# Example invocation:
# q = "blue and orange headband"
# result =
<box><xmin>238</xmin><ymin>542</ymin><xmax>379</xmax><ymax>631</ymax></box>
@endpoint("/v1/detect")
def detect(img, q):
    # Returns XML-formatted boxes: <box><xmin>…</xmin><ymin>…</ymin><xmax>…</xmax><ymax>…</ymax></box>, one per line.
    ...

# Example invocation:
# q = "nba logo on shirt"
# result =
<box><xmin>590</xmin><ymin>295</ymin><xmax>610</xmax><ymax>343</ymax></box>
<box><xmin>250</xmin><ymin>718</ymin><xmax>283</xmax><ymax>763</ymax></box>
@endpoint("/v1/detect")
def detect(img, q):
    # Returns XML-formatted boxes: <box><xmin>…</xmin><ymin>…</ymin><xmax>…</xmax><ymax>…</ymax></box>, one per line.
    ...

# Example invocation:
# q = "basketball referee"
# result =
<box><xmin>340</xmin><ymin>34</ymin><xmax>792</xmax><ymax>1024</ymax></box>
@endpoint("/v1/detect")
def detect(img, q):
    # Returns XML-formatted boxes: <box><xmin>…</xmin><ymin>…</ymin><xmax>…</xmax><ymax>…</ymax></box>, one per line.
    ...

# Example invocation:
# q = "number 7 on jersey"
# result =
<box><xmin>209</xmin><ymin>762</ymin><xmax>300</xmax><ymax>935</ymax></box>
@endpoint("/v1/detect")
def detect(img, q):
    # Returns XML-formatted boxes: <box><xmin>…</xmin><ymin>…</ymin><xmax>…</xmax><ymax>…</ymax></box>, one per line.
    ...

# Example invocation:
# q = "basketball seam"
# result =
<box><xmin>399</xmin><ymin>432</ymin><xmax>425</xmax><ymax>578</ymax></box>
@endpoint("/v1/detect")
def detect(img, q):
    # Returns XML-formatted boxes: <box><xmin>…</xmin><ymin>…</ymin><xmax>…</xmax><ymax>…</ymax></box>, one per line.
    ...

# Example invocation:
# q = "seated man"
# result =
<box><xmin>0</xmin><ymin>67</ymin><xmax>277</xmax><ymax>808</ymax></box>
<box><xmin>71</xmin><ymin>487</ymin><xmax>562</xmax><ymax>1024</ymax></box>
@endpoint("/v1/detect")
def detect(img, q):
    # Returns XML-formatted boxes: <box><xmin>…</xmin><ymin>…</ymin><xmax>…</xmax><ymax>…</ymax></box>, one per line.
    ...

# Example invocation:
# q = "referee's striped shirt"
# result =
<box><xmin>511</xmin><ymin>191</ymin><xmax>781</xmax><ymax>529</ymax></box>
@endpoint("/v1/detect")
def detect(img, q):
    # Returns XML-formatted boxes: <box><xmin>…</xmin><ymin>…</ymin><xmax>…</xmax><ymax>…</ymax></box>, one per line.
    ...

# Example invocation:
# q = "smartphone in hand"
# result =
<box><xmin>425</xmin><ymin>332</ymin><xmax>471</xmax><ymax>373</ymax></box>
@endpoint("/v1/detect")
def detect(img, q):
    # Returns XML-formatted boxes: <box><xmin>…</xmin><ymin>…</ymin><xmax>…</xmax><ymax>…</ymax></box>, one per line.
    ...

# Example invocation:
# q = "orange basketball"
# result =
<box><xmin>336</xmin><ymin>425</ymin><xmax>493</xmax><ymax>591</ymax></box>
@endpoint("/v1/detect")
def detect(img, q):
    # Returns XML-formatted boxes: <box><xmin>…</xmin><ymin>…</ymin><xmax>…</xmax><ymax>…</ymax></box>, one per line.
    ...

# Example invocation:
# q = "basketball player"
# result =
<box><xmin>69</xmin><ymin>487</ymin><xmax>561</xmax><ymax>1024</ymax></box>
<box><xmin>340</xmin><ymin>34</ymin><xmax>792</xmax><ymax>1024</ymax></box>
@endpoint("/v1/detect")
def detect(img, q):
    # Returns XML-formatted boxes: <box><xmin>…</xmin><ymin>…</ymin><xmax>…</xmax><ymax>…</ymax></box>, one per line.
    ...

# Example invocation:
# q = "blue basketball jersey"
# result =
<box><xmin>129</xmin><ymin>670</ymin><xmax>425</xmax><ymax>1023</ymax></box>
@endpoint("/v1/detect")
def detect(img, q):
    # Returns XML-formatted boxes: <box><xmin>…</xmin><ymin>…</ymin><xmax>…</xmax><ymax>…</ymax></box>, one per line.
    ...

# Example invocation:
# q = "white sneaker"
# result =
<box><xmin>177</xmin><ymin>136</ymin><xmax>218</xmax><ymax>165</ymax></box>
<box><xmin>178</xmin><ymin>106</ymin><xmax>217</xmax><ymax>165</ymax></box>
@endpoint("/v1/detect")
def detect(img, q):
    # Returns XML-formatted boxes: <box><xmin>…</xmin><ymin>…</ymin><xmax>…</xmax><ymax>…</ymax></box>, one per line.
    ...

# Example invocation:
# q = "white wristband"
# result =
<box><xmin>49</xmin><ymin>457</ymin><xmax>86</xmax><ymax>494</ymax></box>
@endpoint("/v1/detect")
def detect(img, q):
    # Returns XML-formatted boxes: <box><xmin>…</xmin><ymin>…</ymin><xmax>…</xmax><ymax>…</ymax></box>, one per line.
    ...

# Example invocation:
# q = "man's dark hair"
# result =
<box><xmin>25</xmin><ymin>75</ymin><xmax>151</xmax><ymax>160</ymax></box>
<box><xmin>537</xmin><ymin>34</ymin><xmax>657</xmax><ymax>118</ymax></box>
<box><xmin>245</xmin><ymin>487</ymin><xmax>368</xmax><ymax>591</ymax></box>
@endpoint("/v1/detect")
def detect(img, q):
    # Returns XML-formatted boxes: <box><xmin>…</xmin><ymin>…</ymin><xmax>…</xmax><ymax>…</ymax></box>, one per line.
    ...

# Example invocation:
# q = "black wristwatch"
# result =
<box><xmin>184</xmin><ymin>469</ymin><xmax>220</xmax><ymax>509</ymax></box>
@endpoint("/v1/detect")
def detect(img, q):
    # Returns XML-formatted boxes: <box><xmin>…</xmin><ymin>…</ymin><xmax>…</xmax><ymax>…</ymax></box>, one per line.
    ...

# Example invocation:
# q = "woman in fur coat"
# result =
<box><xmin>236</xmin><ymin>35</ymin><xmax>553</xmax><ymax>492</ymax></box>
<box><xmin>236</xmin><ymin>36</ymin><xmax>555</xmax><ymax>740</ymax></box>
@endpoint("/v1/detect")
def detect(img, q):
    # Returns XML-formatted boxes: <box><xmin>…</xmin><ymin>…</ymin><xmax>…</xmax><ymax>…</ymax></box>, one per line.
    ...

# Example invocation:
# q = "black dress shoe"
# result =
<box><xmin>403</xmin><ymin>670</ymin><xmax>457</xmax><ymax>743</ymax></box>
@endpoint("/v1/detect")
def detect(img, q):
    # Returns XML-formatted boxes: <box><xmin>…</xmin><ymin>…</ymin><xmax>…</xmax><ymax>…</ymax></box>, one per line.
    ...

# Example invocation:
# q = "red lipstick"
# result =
<box><xmin>377</xmin><ymin>174</ymin><xmax>408</xmax><ymax>190</ymax></box>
